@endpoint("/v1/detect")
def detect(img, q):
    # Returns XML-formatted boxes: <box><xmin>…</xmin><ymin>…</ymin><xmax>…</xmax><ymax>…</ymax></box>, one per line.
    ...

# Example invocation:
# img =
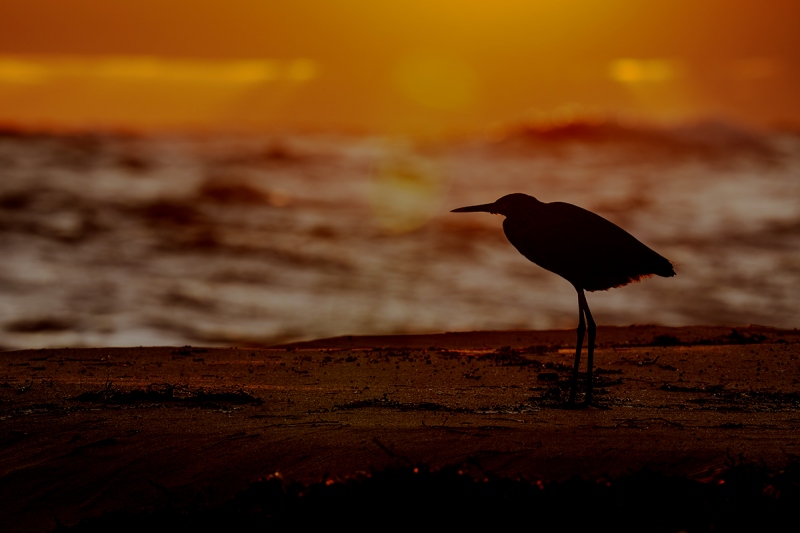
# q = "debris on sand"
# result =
<box><xmin>332</xmin><ymin>395</ymin><xmax>468</xmax><ymax>413</ymax></box>
<box><xmin>71</xmin><ymin>383</ymin><xmax>262</xmax><ymax>408</ymax></box>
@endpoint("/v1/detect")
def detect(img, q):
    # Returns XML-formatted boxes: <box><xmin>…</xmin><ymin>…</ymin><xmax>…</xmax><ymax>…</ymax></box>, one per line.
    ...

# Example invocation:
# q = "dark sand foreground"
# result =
<box><xmin>1</xmin><ymin>325</ymin><xmax>799</xmax><ymax>531</ymax></box>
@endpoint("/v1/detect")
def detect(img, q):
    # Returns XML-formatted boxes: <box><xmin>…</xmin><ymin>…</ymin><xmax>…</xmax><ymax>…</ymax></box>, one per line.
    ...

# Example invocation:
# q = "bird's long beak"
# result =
<box><xmin>451</xmin><ymin>203</ymin><xmax>496</xmax><ymax>213</ymax></box>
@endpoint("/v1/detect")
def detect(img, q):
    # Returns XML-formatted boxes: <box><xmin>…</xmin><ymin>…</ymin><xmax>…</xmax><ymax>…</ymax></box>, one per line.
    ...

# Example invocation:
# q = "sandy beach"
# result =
<box><xmin>1</xmin><ymin>324</ymin><xmax>799</xmax><ymax>531</ymax></box>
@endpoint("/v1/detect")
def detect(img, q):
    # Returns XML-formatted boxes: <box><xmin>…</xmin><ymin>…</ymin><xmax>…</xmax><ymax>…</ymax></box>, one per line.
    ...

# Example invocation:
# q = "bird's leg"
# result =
<box><xmin>569</xmin><ymin>289</ymin><xmax>587</xmax><ymax>404</ymax></box>
<box><xmin>578</xmin><ymin>290</ymin><xmax>597</xmax><ymax>405</ymax></box>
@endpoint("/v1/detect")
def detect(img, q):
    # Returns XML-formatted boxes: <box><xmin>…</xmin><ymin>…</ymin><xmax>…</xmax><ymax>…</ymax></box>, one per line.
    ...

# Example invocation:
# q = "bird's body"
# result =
<box><xmin>452</xmin><ymin>193</ymin><xmax>675</xmax><ymax>405</ymax></box>
<box><xmin>500</xmin><ymin>196</ymin><xmax>674</xmax><ymax>291</ymax></box>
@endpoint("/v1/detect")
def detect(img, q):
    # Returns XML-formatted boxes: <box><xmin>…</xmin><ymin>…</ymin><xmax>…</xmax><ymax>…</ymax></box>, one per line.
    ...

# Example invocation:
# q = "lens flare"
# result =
<box><xmin>0</xmin><ymin>55</ymin><xmax>319</xmax><ymax>130</ymax></box>
<box><xmin>0</xmin><ymin>56</ymin><xmax>314</xmax><ymax>86</ymax></box>
<box><xmin>0</xmin><ymin>59</ymin><xmax>51</xmax><ymax>84</ymax></box>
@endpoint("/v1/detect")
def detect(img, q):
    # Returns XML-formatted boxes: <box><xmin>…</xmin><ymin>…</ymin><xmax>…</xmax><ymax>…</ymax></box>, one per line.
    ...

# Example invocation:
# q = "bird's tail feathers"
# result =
<box><xmin>658</xmin><ymin>259</ymin><xmax>678</xmax><ymax>278</ymax></box>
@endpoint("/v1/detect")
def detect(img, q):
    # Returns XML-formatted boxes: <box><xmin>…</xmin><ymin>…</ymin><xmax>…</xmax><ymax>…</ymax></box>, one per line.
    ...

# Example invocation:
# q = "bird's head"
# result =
<box><xmin>451</xmin><ymin>193</ymin><xmax>539</xmax><ymax>217</ymax></box>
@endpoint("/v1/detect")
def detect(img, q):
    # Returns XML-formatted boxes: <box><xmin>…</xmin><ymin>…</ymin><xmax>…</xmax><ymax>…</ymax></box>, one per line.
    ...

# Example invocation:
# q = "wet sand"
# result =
<box><xmin>1</xmin><ymin>325</ymin><xmax>799</xmax><ymax>531</ymax></box>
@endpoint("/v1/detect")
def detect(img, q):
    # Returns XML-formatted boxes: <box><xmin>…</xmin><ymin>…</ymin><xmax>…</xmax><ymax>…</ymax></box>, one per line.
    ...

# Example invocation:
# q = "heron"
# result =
<box><xmin>452</xmin><ymin>193</ymin><xmax>675</xmax><ymax>406</ymax></box>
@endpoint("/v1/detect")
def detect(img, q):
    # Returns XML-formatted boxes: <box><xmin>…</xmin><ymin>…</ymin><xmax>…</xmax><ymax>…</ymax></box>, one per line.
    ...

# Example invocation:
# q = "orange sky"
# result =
<box><xmin>1</xmin><ymin>0</ymin><xmax>798</xmax><ymax>134</ymax></box>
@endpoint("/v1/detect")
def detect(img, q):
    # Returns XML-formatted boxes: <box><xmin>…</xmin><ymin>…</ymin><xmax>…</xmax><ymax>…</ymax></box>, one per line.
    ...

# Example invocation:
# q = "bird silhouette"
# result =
<box><xmin>452</xmin><ymin>193</ymin><xmax>675</xmax><ymax>406</ymax></box>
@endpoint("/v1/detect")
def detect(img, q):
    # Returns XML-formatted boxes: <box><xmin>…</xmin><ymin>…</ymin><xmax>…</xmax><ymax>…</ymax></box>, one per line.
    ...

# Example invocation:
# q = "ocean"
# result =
<box><xmin>1</xmin><ymin>122</ymin><xmax>798</xmax><ymax>349</ymax></box>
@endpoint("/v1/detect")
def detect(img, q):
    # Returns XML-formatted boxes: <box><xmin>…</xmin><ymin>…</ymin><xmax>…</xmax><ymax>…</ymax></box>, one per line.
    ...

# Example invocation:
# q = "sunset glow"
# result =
<box><xmin>394</xmin><ymin>55</ymin><xmax>478</xmax><ymax>111</ymax></box>
<box><xmin>0</xmin><ymin>56</ymin><xmax>304</xmax><ymax>85</ymax></box>
<box><xmin>610</xmin><ymin>59</ymin><xmax>677</xmax><ymax>84</ymax></box>
<box><xmin>0</xmin><ymin>1</ymin><xmax>798</xmax><ymax>133</ymax></box>
<box><xmin>370</xmin><ymin>150</ymin><xmax>444</xmax><ymax>233</ymax></box>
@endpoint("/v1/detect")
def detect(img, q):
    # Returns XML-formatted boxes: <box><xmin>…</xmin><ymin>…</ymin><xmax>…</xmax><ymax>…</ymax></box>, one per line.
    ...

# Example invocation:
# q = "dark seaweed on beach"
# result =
<box><xmin>661</xmin><ymin>384</ymin><xmax>726</xmax><ymax>393</ymax></box>
<box><xmin>723</xmin><ymin>328</ymin><xmax>768</xmax><ymax>345</ymax></box>
<box><xmin>527</xmin><ymin>372</ymin><xmax>625</xmax><ymax>408</ymax></box>
<box><xmin>71</xmin><ymin>383</ymin><xmax>262</xmax><ymax>407</ymax></box>
<box><xmin>697</xmin><ymin>390</ymin><xmax>800</xmax><ymax>412</ymax></box>
<box><xmin>652</xmin><ymin>334</ymin><xmax>682</xmax><ymax>346</ymax></box>
<box><xmin>332</xmin><ymin>395</ymin><xmax>469</xmax><ymax>413</ymax></box>
<box><xmin>331</xmin><ymin>395</ymin><xmax>532</xmax><ymax>415</ymax></box>
<box><xmin>478</xmin><ymin>345</ymin><xmax>549</xmax><ymax>366</ymax></box>
<box><xmin>661</xmin><ymin>384</ymin><xmax>800</xmax><ymax>411</ymax></box>
<box><xmin>691</xmin><ymin>328</ymin><xmax>770</xmax><ymax>346</ymax></box>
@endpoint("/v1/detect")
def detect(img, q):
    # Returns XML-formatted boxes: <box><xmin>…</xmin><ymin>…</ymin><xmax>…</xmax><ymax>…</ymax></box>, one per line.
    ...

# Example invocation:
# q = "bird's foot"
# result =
<box><xmin>567</xmin><ymin>392</ymin><xmax>577</xmax><ymax>405</ymax></box>
<box><xmin>561</xmin><ymin>400</ymin><xmax>589</xmax><ymax>410</ymax></box>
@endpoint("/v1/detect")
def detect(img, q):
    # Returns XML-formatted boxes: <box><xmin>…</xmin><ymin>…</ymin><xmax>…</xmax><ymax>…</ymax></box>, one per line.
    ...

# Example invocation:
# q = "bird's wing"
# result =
<box><xmin>504</xmin><ymin>202</ymin><xmax>673</xmax><ymax>290</ymax></box>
